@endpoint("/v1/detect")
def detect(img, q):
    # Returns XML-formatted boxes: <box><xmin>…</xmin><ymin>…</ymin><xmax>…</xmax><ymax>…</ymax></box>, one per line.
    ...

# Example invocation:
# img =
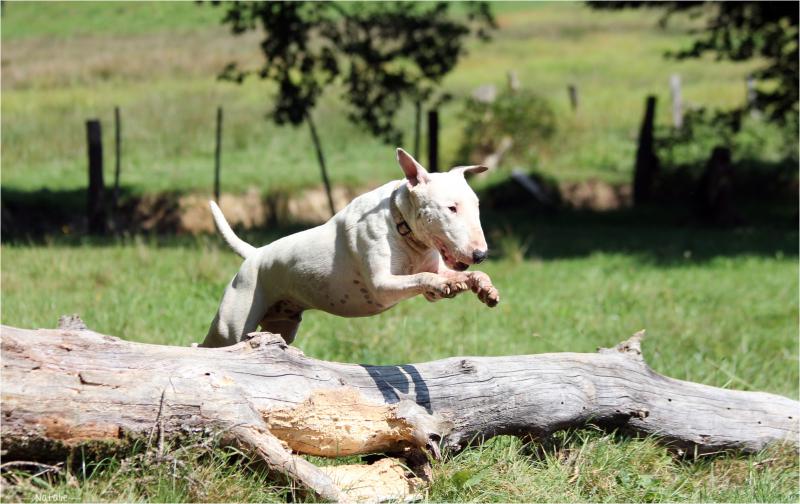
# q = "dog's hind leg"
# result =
<box><xmin>201</xmin><ymin>274</ymin><xmax>267</xmax><ymax>348</ymax></box>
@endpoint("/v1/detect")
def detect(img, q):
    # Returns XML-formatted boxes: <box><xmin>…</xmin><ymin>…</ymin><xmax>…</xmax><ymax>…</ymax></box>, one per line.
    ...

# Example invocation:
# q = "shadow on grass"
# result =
<box><xmin>2</xmin><ymin>183</ymin><xmax>797</xmax><ymax>267</ymax></box>
<box><xmin>481</xmin><ymin>205</ymin><xmax>797</xmax><ymax>266</ymax></box>
<box><xmin>2</xmin><ymin>187</ymin><xmax>94</xmax><ymax>238</ymax></box>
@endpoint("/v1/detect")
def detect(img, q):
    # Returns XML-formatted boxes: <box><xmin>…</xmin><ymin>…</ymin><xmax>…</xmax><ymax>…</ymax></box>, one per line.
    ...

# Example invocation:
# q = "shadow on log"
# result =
<box><xmin>1</xmin><ymin>319</ymin><xmax>798</xmax><ymax>502</ymax></box>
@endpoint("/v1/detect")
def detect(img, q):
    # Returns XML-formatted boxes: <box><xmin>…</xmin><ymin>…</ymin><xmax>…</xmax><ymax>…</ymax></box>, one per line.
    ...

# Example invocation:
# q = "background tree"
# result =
<box><xmin>589</xmin><ymin>2</ymin><xmax>798</xmax><ymax>126</ymax></box>
<box><xmin>590</xmin><ymin>2</ymin><xmax>797</xmax><ymax>214</ymax></box>
<box><xmin>215</xmin><ymin>2</ymin><xmax>495</xmax><ymax>216</ymax></box>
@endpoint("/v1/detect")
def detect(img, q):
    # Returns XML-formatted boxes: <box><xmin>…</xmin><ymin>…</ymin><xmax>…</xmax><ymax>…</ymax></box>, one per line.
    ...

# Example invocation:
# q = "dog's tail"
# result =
<box><xmin>209</xmin><ymin>201</ymin><xmax>257</xmax><ymax>259</ymax></box>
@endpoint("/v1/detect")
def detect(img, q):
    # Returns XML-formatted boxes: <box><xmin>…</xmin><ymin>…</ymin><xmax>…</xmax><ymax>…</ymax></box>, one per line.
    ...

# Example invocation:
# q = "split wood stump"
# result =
<box><xmin>2</xmin><ymin>319</ymin><xmax>798</xmax><ymax>501</ymax></box>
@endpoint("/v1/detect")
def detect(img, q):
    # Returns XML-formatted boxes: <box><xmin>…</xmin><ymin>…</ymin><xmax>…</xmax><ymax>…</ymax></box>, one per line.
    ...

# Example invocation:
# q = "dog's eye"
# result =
<box><xmin>448</xmin><ymin>205</ymin><xmax>457</xmax><ymax>213</ymax></box>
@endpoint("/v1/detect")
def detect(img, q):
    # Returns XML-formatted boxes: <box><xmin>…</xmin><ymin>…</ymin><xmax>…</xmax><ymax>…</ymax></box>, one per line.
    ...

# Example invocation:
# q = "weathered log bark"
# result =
<box><xmin>2</xmin><ymin>322</ymin><xmax>798</xmax><ymax>501</ymax></box>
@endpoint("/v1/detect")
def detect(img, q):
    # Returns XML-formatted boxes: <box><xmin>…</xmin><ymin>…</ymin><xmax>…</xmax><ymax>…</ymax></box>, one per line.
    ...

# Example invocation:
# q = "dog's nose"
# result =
<box><xmin>472</xmin><ymin>249</ymin><xmax>488</xmax><ymax>264</ymax></box>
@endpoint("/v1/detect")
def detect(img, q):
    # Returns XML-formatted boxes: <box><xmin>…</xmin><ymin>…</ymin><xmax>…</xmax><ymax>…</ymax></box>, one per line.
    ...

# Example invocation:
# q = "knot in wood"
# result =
<box><xmin>459</xmin><ymin>359</ymin><xmax>476</xmax><ymax>374</ymax></box>
<box><xmin>245</xmin><ymin>332</ymin><xmax>286</xmax><ymax>349</ymax></box>
<box><xmin>57</xmin><ymin>314</ymin><xmax>88</xmax><ymax>331</ymax></box>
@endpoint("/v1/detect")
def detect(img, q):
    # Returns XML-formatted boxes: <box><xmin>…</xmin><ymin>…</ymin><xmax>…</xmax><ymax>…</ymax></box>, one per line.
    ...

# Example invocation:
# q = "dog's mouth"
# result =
<box><xmin>438</xmin><ymin>245</ymin><xmax>470</xmax><ymax>271</ymax></box>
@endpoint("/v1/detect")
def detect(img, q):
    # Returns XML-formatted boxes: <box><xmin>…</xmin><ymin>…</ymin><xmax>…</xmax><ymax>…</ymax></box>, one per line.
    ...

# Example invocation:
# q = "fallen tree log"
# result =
<box><xmin>2</xmin><ymin>320</ymin><xmax>798</xmax><ymax>501</ymax></box>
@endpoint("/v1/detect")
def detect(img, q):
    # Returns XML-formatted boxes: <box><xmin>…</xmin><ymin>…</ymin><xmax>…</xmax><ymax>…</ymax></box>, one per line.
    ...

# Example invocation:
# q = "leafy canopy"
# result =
<box><xmin>217</xmin><ymin>2</ymin><xmax>495</xmax><ymax>144</ymax></box>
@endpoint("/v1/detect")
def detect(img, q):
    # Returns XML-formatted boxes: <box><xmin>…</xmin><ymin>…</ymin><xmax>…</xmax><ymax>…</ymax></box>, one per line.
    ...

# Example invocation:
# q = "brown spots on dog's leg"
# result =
<box><xmin>361</xmin><ymin>287</ymin><xmax>375</xmax><ymax>307</ymax></box>
<box><xmin>353</xmin><ymin>280</ymin><xmax>360</xmax><ymax>285</ymax></box>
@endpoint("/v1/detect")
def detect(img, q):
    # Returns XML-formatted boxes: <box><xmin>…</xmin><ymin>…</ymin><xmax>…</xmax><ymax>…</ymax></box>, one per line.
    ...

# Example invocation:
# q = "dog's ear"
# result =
<box><xmin>396</xmin><ymin>148</ymin><xmax>430</xmax><ymax>186</ymax></box>
<box><xmin>450</xmin><ymin>165</ymin><xmax>489</xmax><ymax>177</ymax></box>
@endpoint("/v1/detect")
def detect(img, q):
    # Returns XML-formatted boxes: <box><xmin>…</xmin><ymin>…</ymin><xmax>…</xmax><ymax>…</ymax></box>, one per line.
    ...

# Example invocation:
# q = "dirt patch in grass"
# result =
<box><xmin>175</xmin><ymin>185</ymin><xmax>363</xmax><ymax>234</ymax></box>
<box><xmin>559</xmin><ymin>179</ymin><xmax>632</xmax><ymax>211</ymax></box>
<box><xmin>1</xmin><ymin>185</ymin><xmax>367</xmax><ymax>239</ymax></box>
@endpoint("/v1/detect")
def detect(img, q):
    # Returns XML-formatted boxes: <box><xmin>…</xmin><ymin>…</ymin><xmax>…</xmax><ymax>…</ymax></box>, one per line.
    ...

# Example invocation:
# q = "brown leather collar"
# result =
<box><xmin>390</xmin><ymin>186</ymin><xmax>428</xmax><ymax>250</ymax></box>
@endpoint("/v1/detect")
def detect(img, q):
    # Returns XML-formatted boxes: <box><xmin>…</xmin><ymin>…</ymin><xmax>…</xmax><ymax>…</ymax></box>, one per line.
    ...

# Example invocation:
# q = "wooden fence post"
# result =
<box><xmin>86</xmin><ymin>119</ymin><xmax>107</xmax><ymax>235</ymax></box>
<box><xmin>214</xmin><ymin>106</ymin><xmax>222</xmax><ymax>203</ymax></box>
<box><xmin>567</xmin><ymin>84</ymin><xmax>579</xmax><ymax>111</ymax></box>
<box><xmin>746</xmin><ymin>75</ymin><xmax>760</xmax><ymax>118</ymax></box>
<box><xmin>427</xmin><ymin>110</ymin><xmax>438</xmax><ymax>172</ymax></box>
<box><xmin>113</xmin><ymin>106</ymin><xmax>121</xmax><ymax>209</ymax></box>
<box><xmin>507</xmin><ymin>70</ymin><xmax>521</xmax><ymax>92</ymax></box>
<box><xmin>633</xmin><ymin>96</ymin><xmax>659</xmax><ymax>207</ymax></box>
<box><xmin>670</xmin><ymin>74</ymin><xmax>683</xmax><ymax>129</ymax></box>
<box><xmin>413</xmin><ymin>100</ymin><xmax>422</xmax><ymax>159</ymax></box>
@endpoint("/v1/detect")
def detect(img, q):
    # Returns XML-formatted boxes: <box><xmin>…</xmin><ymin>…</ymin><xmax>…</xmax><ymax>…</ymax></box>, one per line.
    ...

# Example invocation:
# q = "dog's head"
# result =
<box><xmin>396</xmin><ymin>148</ymin><xmax>489</xmax><ymax>271</ymax></box>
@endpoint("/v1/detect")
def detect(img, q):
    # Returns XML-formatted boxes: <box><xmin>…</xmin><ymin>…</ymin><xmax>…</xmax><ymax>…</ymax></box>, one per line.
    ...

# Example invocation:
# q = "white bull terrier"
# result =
<box><xmin>201</xmin><ymin>148</ymin><xmax>500</xmax><ymax>348</ymax></box>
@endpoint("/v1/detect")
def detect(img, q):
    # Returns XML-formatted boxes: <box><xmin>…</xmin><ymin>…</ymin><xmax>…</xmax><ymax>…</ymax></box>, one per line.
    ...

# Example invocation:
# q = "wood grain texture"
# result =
<box><xmin>2</xmin><ymin>324</ymin><xmax>797</xmax><ymax>500</ymax></box>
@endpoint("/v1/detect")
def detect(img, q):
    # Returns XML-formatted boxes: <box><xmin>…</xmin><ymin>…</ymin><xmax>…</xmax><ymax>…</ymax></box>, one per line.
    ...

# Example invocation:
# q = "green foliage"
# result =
<box><xmin>215</xmin><ymin>1</ymin><xmax>495</xmax><ymax>144</ymax></box>
<box><xmin>456</xmin><ymin>89</ymin><xmax>556</xmax><ymax>168</ymax></box>
<box><xmin>654</xmin><ymin>109</ymin><xmax>798</xmax><ymax>189</ymax></box>
<box><xmin>590</xmin><ymin>2</ymin><xmax>799</xmax><ymax>125</ymax></box>
<box><xmin>669</xmin><ymin>3</ymin><xmax>799</xmax><ymax>125</ymax></box>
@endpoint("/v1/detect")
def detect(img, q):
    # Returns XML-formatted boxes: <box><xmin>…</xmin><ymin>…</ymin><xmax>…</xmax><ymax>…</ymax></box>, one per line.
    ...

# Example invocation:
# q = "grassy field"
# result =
<box><xmin>2</xmin><ymin>208</ymin><xmax>798</xmax><ymax>502</ymax></box>
<box><xmin>1</xmin><ymin>1</ymin><xmax>768</xmax><ymax>196</ymax></box>
<box><xmin>1</xmin><ymin>2</ymin><xmax>798</xmax><ymax>503</ymax></box>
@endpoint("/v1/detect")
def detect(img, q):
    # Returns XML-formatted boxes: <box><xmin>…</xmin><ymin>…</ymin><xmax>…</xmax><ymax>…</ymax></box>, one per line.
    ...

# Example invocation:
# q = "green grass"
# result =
<box><xmin>1</xmin><ymin>1</ymin><xmax>769</xmax><ymax>196</ymax></box>
<box><xmin>0</xmin><ymin>1</ymin><xmax>224</xmax><ymax>40</ymax></box>
<box><xmin>4</xmin><ymin>432</ymin><xmax>797</xmax><ymax>503</ymax></box>
<box><xmin>2</xmin><ymin>211</ymin><xmax>798</xmax><ymax>502</ymax></box>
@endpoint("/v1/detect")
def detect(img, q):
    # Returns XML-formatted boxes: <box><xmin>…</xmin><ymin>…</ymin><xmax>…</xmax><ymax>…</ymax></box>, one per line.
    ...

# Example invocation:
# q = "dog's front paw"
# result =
<box><xmin>467</xmin><ymin>271</ymin><xmax>500</xmax><ymax>307</ymax></box>
<box><xmin>425</xmin><ymin>276</ymin><xmax>470</xmax><ymax>301</ymax></box>
<box><xmin>478</xmin><ymin>284</ymin><xmax>500</xmax><ymax>307</ymax></box>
